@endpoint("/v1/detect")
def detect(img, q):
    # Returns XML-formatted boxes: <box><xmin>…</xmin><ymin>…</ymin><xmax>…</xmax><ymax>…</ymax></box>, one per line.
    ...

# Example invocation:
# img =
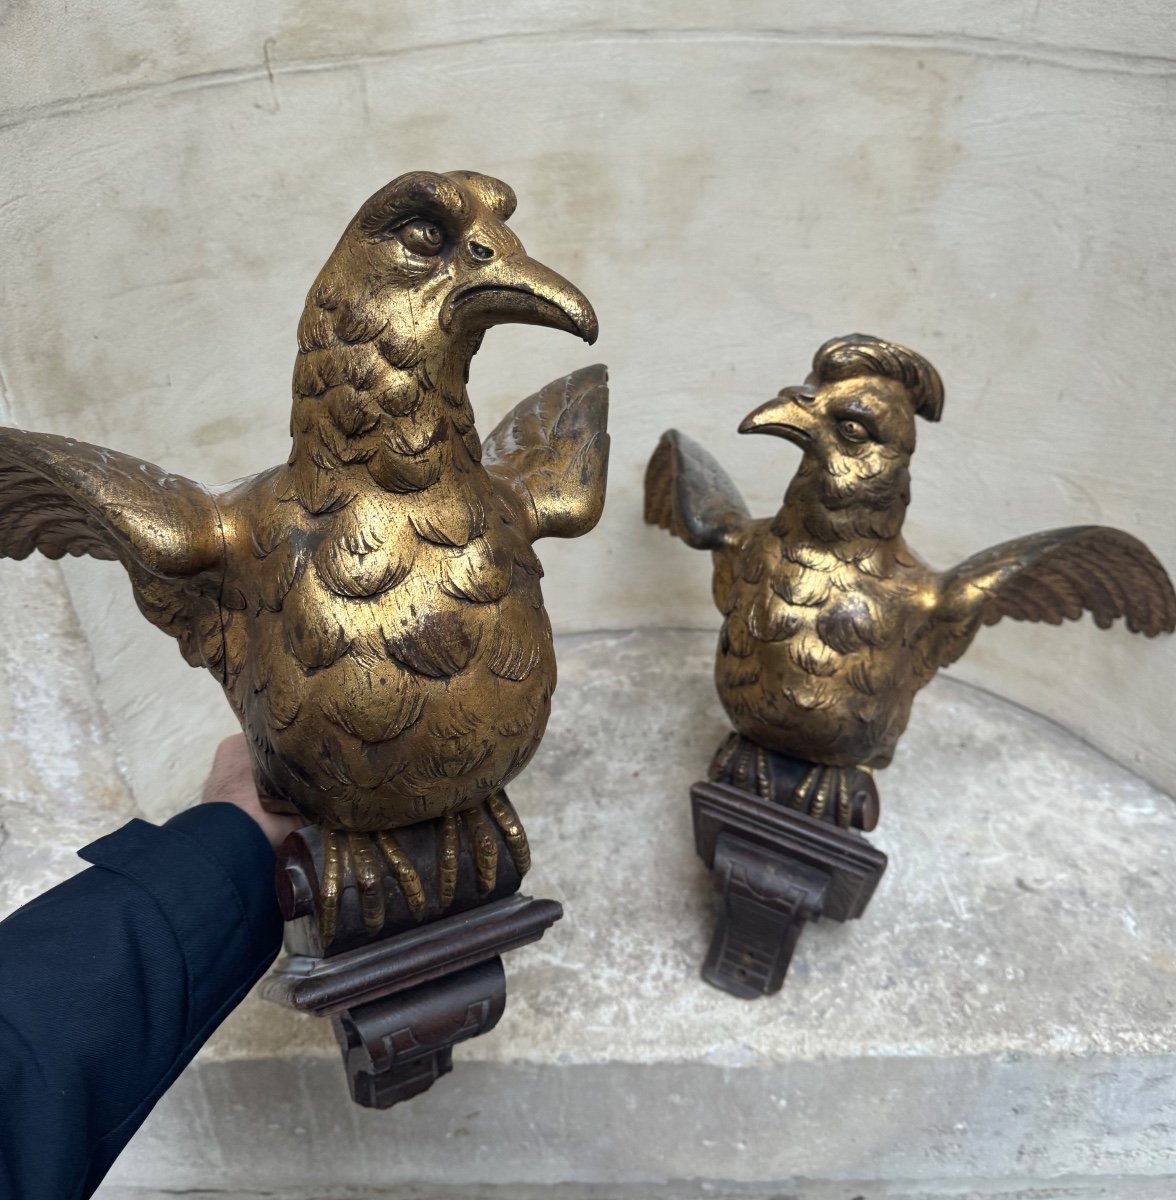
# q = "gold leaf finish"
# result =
<box><xmin>0</xmin><ymin>172</ymin><xmax>609</xmax><ymax>892</ymax></box>
<box><xmin>646</xmin><ymin>333</ymin><xmax>1174</xmax><ymax>779</ymax></box>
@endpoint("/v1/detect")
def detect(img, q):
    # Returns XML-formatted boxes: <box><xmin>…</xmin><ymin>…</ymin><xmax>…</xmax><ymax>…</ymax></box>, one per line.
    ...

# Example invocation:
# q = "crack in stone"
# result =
<box><xmin>2</xmin><ymin>27</ymin><xmax>1175</xmax><ymax>133</ymax></box>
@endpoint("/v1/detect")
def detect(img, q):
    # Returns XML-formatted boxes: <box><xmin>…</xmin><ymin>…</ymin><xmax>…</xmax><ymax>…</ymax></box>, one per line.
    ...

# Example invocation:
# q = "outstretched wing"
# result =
<box><xmin>932</xmin><ymin>524</ymin><xmax>1176</xmax><ymax>668</ymax></box>
<box><xmin>480</xmin><ymin>364</ymin><xmax>610</xmax><ymax>542</ymax></box>
<box><xmin>0</xmin><ymin>428</ymin><xmax>228</xmax><ymax>673</ymax></box>
<box><xmin>644</xmin><ymin>428</ymin><xmax>751</xmax><ymax>551</ymax></box>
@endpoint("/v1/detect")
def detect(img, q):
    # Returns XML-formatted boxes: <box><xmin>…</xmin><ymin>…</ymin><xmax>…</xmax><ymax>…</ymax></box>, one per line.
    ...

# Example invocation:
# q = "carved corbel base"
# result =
<box><xmin>263</xmin><ymin>820</ymin><xmax>561</xmax><ymax>1108</ymax></box>
<box><xmin>331</xmin><ymin>955</ymin><xmax>506</xmax><ymax>1108</ymax></box>
<box><xmin>263</xmin><ymin>892</ymin><xmax>561</xmax><ymax>1108</ymax></box>
<box><xmin>691</xmin><ymin>780</ymin><xmax>887</xmax><ymax>998</ymax></box>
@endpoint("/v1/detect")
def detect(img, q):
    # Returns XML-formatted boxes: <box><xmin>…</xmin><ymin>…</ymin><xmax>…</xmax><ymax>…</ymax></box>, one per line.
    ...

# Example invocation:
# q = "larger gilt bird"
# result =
<box><xmin>0</xmin><ymin>170</ymin><xmax>608</xmax><ymax>941</ymax></box>
<box><xmin>646</xmin><ymin>334</ymin><xmax>1174</xmax><ymax>828</ymax></box>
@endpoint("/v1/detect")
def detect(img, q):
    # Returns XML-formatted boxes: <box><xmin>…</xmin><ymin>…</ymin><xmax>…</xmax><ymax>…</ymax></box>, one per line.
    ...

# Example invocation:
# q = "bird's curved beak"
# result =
<box><xmin>738</xmin><ymin>387</ymin><xmax>818</xmax><ymax>448</ymax></box>
<box><xmin>441</xmin><ymin>253</ymin><xmax>598</xmax><ymax>344</ymax></box>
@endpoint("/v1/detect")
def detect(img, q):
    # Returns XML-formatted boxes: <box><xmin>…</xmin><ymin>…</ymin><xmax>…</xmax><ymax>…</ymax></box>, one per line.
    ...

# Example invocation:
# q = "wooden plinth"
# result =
<box><xmin>264</xmin><ymin>820</ymin><xmax>561</xmax><ymax>1108</ymax></box>
<box><xmin>691</xmin><ymin>780</ymin><xmax>887</xmax><ymax>998</ymax></box>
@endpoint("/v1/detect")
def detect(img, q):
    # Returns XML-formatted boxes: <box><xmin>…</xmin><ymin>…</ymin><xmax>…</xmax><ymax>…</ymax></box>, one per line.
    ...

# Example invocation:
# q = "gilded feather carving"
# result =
<box><xmin>646</xmin><ymin>334</ymin><xmax>1173</xmax><ymax>828</ymax></box>
<box><xmin>0</xmin><ymin>170</ymin><xmax>609</xmax><ymax>937</ymax></box>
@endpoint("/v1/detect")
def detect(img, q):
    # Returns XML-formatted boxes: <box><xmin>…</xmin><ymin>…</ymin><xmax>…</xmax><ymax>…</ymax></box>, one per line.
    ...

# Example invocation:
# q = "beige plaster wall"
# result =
<box><xmin>0</xmin><ymin>0</ymin><xmax>1173</xmax><ymax>815</ymax></box>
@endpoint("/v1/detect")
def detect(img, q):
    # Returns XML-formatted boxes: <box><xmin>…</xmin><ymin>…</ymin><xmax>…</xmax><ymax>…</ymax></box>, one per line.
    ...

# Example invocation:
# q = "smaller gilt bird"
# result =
<box><xmin>645</xmin><ymin>334</ymin><xmax>1176</xmax><ymax>828</ymax></box>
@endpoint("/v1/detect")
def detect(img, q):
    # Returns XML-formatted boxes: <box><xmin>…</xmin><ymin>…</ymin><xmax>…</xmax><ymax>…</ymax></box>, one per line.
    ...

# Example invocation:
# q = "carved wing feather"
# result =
<box><xmin>643</xmin><ymin>428</ymin><xmax>751</xmax><ymax>551</ymax></box>
<box><xmin>934</xmin><ymin>524</ymin><xmax>1176</xmax><ymax>667</ymax></box>
<box><xmin>480</xmin><ymin>364</ymin><xmax>609</xmax><ymax>541</ymax></box>
<box><xmin>0</xmin><ymin>427</ymin><xmax>227</xmax><ymax>670</ymax></box>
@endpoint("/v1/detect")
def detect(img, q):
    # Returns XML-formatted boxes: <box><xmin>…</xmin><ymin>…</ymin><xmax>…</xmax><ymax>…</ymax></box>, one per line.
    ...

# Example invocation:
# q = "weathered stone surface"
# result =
<box><xmin>0</xmin><ymin>556</ymin><xmax>137</xmax><ymax>910</ymax></box>
<box><xmin>92</xmin><ymin>1181</ymin><xmax>1176</xmax><ymax>1200</ymax></box>
<box><xmin>78</xmin><ymin>630</ymin><xmax>1175</xmax><ymax>1196</ymax></box>
<box><xmin>1</xmin><ymin>2</ymin><xmax>1174</xmax><ymax>804</ymax></box>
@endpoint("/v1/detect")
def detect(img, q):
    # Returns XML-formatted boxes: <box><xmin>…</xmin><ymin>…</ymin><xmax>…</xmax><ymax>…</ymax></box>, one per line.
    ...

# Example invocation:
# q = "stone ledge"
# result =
<box><xmin>95</xmin><ymin>1181</ymin><xmax>1176</xmax><ymax>1200</ymax></box>
<box><xmin>11</xmin><ymin>627</ymin><xmax>1173</xmax><ymax>1194</ymax></box>
<box><xmin>101</xmin><ymin>1056</ymin><xmax>1176</xmax><ymax>1195</ymax></box>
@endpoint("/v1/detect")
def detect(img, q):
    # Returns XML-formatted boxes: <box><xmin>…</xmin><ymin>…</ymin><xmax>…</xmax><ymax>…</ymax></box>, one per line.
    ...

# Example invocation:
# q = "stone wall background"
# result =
<box><xmin>1</xmin><ymin>0</ymin><xmax>1174</xmax><ymax>817</ymax></box>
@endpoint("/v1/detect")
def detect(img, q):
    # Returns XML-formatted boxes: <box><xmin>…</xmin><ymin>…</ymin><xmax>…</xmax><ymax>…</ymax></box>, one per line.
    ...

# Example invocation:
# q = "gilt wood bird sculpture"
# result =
<box><xmin>646</xmin><ymin>334</ymin><xmax>1175</xmax><ymax>831</ymax></box>
<box><xmin>0</xmin><ymin>170</ymin><xmax>608</xmax><ymax>947</ymax></box>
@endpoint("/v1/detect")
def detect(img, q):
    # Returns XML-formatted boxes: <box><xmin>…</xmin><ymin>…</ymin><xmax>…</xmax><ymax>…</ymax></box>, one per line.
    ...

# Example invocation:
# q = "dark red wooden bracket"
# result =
<box><xmin>263</xmin><ymin>820</ymin><xmax>561</xmax><ymax>1108</ymax></box>
<box><xmin>691</xmin><ymin>780</ymin><xmax>887</xmax><ymax>998</ymax></box>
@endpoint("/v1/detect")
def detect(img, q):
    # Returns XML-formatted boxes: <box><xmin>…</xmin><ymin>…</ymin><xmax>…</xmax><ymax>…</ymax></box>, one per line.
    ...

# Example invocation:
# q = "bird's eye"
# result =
<box><xmin>399</xmin><ymin>220</ymin><xmax>445</xmax><ymax>257</ymax></box>
<box><xmin>837</xmin><ymin>419</ymin><xmax>871</xmax><ymax>443</ymax></box>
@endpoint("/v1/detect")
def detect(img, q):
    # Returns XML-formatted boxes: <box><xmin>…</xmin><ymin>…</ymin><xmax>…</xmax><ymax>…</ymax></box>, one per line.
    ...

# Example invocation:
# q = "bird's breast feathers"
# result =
<box><xmin>218</xmin><ymin>470</ymin><xmax>555</xmax><ymax>829</ymax></box>
<box><xmin>713</xmin><ymin>525</ymin><xmax>934</xmax><ymax>765</ymax></box>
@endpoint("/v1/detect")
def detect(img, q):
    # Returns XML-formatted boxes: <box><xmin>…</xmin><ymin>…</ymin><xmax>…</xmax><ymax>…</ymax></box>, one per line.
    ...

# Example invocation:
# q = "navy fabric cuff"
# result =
<box><xmin>163</xmin><ymin>803</ymin><xmax>283</xmax><ymax>956</ymax></box>
<box><xmin>78</xmin><ymin>805</ymin><xmax>283</xmax><ymax>1040</ymax></box>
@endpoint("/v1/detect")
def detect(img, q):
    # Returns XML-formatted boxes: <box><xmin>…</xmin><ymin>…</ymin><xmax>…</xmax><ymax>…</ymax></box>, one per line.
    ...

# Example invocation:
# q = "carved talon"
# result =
<box><xmin>835</xmin><ymin>770</ymin><xmax>853</xmax><ymax>828</ymax></box>
<box><xmin>377</xmin><ymin>831</ymin><xmax>426</xmax><ymax>920</ymax></box>
<box><xmin>787</xmin><ymin>765</ymin><xmax>865</xmax><ymax>830</ymax></box>
<box><xmin>792</xmin><ymin>764</ymin><xmax>821</xmax><ymax>812</ymax></box>
<box><xmin>317</xmin><ymin>829</ymin><xmax>431</xmax><ymax>942</ymax></box>
<box><xmin>754</xmin><ymin>745</ymin><xmax>771</xmax><ymax>802</ymax></box>
<box><xmin>349</xmin><ymin>833</ymin><xmax>386</xmax><ymax>935</ymax></box>
<box><xmin>320</xmin><ymin>830</ymin><xmax>346</xmax><ymax>946</ymax></box>
<box><xmin>487</xmin><ymin>791</ymin><xmax>531</xmax><ymax>876</ymax></box>
<box><xmin>464</xmin><ymin>806</ymin><xmax>499</xmax><ymax>894</ymax></box>
<box><xmin>711</xmin><ymin>736</ymin><xmax>879</xmax><ymax>831</ymax></box>
<box><xmin>438</xmin><ymin>814</ymin><xmax>459</xmax><ymax>911</ymax></box>
<box><xmin>810</xmin><ymin>768</ymin><xmax>834</xmax><ymax>821</ymax></box>
<box><xmin>312</xmin><ymin>795</ymin><xmax>533</xmax><ymax>940</ymax></box>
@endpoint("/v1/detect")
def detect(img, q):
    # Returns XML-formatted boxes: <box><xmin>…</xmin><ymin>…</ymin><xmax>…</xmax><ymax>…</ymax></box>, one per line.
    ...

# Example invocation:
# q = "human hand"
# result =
<box><xmin>201</xmin><ymin>734</ymin><xmax>303</xmax><ymax>851</ymax></box>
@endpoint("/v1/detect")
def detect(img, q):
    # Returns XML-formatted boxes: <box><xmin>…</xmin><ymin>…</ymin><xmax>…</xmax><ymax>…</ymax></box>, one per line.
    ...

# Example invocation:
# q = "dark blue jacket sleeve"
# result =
<box><xmin>0</xmin><ymin>803</ymin><xmax>284</xmax><ymax>1200</ymax></box>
